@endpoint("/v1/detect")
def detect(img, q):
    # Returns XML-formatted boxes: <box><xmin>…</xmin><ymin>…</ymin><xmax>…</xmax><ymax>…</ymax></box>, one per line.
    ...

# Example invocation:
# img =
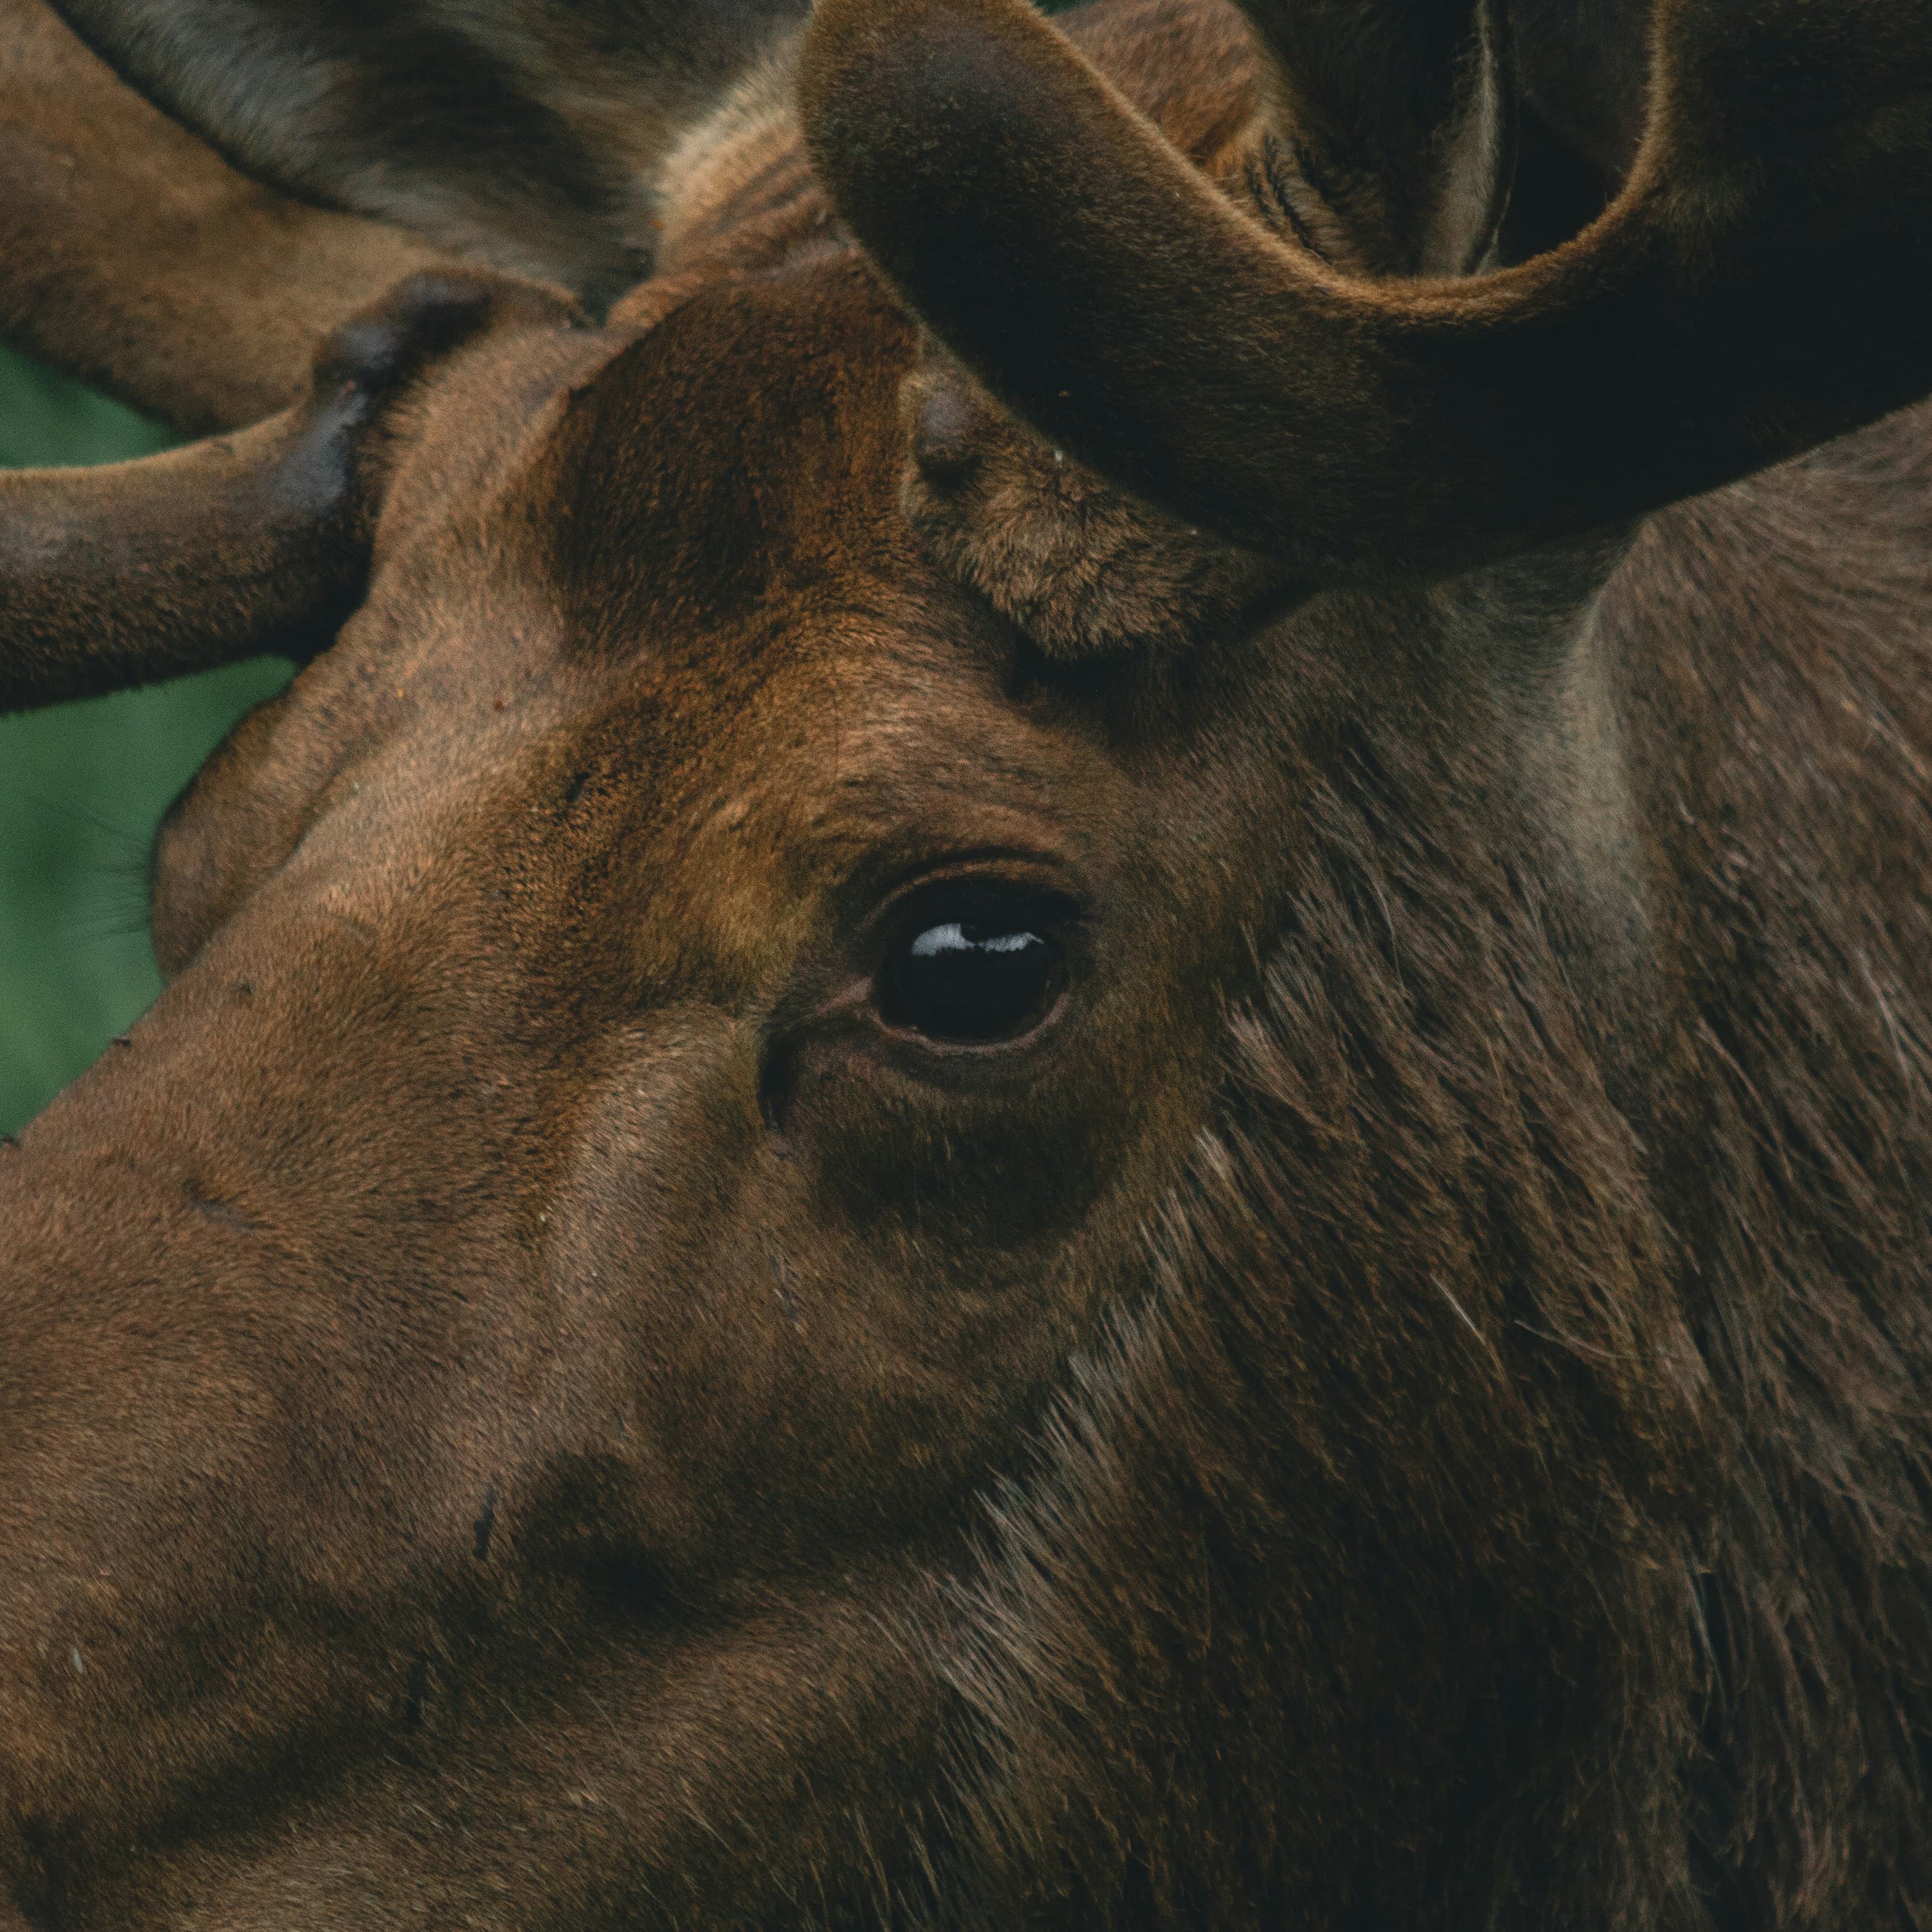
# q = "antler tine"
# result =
<box><xmin>0</xmin><ymin>271</ymin><xmax>574</xmax><ymax>716</ymax></box>
<box><xmin>0</xmin><ymin>0</ymin><xmax>465</xmax><ymax>437</ymax></box>
<box><xmin>800</xmin><ymin>0</ymin><xmax>1932</xmax><ymax>580</ymax></box>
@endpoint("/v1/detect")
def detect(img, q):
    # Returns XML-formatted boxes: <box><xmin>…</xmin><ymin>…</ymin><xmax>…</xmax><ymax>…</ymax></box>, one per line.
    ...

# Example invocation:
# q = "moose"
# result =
<box><xmin>2</xmin><ymin>0</ymin><xmax>1931</xmax><ymax>1920</ymax></box>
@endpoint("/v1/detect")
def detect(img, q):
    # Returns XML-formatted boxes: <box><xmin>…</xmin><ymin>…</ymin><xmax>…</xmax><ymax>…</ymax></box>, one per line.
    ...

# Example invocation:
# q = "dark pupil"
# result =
<box><xmin>881</xmin><ymin>919</ymin><xmax>1062</xmax><ymax>1043</ymax></box>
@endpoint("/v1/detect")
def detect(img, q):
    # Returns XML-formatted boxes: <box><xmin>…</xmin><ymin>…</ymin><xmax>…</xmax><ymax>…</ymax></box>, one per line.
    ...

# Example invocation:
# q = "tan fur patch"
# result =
<box><xmin>650</xmin><ymin>30</ymin><xmax>820</xmax><ymax>277</ymax></box>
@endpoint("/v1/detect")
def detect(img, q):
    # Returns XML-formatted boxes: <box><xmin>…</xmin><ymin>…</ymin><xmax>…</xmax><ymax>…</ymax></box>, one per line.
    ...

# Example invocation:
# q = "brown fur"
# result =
<box><xmin>803</xmin><ymin>0</ymin><xmax>1932</xmax><ymax>570</ymax></box>
<box><xmin>0</xmin><ymin>0</ymin><xmax>467</xmax><ymax>433</ymax></box>
<box><xmin>1</xmin><ymin>0</ymin><xmax>1931</xmax><ymax>1927</ymax></box>
<box><xmin>47</xmin><ymin>0</ymin><xmax>810</xmax><ymax>302</ymax></box>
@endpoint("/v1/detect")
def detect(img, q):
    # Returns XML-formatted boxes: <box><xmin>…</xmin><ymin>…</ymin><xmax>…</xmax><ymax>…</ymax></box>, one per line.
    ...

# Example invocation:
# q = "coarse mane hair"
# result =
<box><xmin>920</xmin><ymin>422</ymin><xmax>1932</xmax><ymax>1928</ymax></box>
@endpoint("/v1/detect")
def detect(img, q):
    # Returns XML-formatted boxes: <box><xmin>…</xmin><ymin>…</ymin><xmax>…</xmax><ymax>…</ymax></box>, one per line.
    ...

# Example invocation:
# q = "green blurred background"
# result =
<box><xmin>0</xmin><ymin>348</ymin><xmax>292</xmax><ymax>1133</ymax></box>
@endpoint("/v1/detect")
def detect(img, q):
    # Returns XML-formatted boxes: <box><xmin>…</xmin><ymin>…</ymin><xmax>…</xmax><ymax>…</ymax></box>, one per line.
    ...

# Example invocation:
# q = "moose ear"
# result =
<box><xmin>803</xmin><ymin>0</ymin><xmax>1932</xmax><ymax>581</ymax></box>
<box><xmin>49</xmin><ymin>0</ymin><xmax>809</xmax><ymax>303</ymax></box>
<box><xmin>1246</xmin><ymin>0</ymin><xmax>1515</xmax><ymax>275</ymax></box>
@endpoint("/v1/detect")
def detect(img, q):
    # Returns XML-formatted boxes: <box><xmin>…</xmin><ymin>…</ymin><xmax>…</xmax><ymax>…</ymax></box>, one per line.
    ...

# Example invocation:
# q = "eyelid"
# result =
<box><xmin>835</xmin><ymin>842</ymin><xmax>1086</xmax><ymax>933</ymax></box>
<box><xmin>872</xmin><ymin>872</ymin><xmax>1080</xmax><ymax>942</ymax></box>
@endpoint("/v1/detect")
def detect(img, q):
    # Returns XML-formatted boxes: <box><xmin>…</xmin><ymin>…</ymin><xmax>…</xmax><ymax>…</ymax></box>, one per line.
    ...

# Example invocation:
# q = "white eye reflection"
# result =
<box><xmin>911</xmin><ymin>922</ymin><xmax>1039</xmax><ymax>959</ymax></box>
<box><xmin>880</xmin><ymin>912</ymin><xmax>1067</xmax><ymax>1045</ymax></box>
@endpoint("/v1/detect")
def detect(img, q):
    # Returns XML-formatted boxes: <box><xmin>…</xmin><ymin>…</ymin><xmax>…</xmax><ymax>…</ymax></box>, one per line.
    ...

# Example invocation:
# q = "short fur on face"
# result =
<box><xmin>1</xmin><ymin>0</ymin><xmax>1931</xmax><ymax>1927</ymax></box>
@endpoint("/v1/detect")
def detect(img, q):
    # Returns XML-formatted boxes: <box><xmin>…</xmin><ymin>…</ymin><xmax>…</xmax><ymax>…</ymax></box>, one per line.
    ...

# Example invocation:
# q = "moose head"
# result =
<box><xmin>3</xmin><ymin>0</ymin><xmax>1931</xmax><ymax>1923</ymax></box>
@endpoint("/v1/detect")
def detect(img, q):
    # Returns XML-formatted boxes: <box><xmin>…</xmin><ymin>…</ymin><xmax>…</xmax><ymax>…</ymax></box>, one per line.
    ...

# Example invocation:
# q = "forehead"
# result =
<box><xmin>276</xmin><ymin>248</ymin><xmax>1117</xmax><ymax>870</ymax></box>
<box><xmin>537</xmin><ymin>254</ymin><xmax>924</xmax><ymax>663</ymax></box>
<box><xmin>340</xmin><ymin>251</ymin><xmax>956</xmax><ymax>744</ymax></box>
<box><xmin>154</xmin><ymin>231</ymin><xmax>1283</xmax><ymax>1006</ymax></box>
<box><xmin>539</xmin><ymin>258</ymin><xmax>1139</xmax><ymax>874</ymax></box>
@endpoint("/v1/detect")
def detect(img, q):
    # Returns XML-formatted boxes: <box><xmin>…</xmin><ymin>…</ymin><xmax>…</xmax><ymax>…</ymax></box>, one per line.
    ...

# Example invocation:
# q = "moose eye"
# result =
<box><xmin>878</xmin><ymin>913</ymin><xmax>1066</xmax><ymax>1044</ymax></box>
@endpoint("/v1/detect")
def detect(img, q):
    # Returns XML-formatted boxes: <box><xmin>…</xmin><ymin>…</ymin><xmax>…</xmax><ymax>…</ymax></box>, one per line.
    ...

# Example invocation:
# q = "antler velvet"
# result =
<box><xmin>800</xmin><ymin>0</ymin><xmax>1932</xmax><ymax>580</ymax></box>
<box><xmin>0</xmin><ymin>0</ymin><xmax>460</xmax><ymax>436</ymax></box>
<box><xmin>0</xmin><ymin>271</ymin><xmax>574</xmax><ymax>715</ymax></box>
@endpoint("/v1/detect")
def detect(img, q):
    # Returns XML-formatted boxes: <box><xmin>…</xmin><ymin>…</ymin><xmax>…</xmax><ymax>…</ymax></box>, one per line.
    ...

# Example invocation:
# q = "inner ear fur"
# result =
<box><xmin>1244</xmin><ymin>0</ymin><xmax>1517</xmax><ymax>273</ymax></box>
<box><xmin>1511</xmin><ymin>0</ymin><xmax>1651</xmax><ymax>184</ymax></box>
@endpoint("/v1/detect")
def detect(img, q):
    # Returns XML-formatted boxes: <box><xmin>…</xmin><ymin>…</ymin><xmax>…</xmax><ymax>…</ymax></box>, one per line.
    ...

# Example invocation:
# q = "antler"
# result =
<box><xmin>0</xmin><ymin>271</ymin><xmax>574</xmax><ymax>715</ymax></box>
<box><xmin>800</xmin><ymin>0</ymin><xmax>1932</xmax><ymax>580</ymax></box>
<box><xmin>0</xmin><ymin>0</ymin><xmax>462</xmax><ymax>434</ymax></box>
